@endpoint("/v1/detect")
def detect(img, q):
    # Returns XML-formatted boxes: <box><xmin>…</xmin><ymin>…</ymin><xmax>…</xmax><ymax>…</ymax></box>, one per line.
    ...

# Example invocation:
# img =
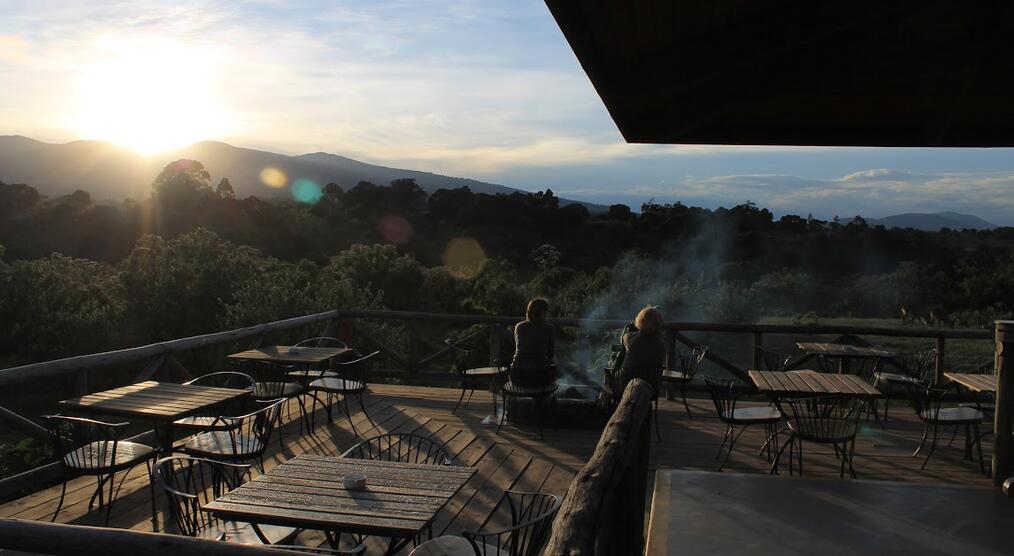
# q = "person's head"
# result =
<box><xmin>526</xmin><ymin>298</ymin><xmax>549</xmax><ymax>321</ymax></box>
<box><xmin>635</xmin><ymin>305</ymin><xmax>663</xmax><ymax>333</ymax></box>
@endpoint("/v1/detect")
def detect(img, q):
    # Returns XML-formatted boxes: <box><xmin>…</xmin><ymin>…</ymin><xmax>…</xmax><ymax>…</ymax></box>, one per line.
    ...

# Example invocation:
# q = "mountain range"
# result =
<box><xmin>866</xmin><ymin>212</ymin><xmax>997</xmax><ymax>231</ymax></box>
<box><xmin>0</xmin><ymin>135</ymin><xmax>597</xmax><ymax>207</ymax></box>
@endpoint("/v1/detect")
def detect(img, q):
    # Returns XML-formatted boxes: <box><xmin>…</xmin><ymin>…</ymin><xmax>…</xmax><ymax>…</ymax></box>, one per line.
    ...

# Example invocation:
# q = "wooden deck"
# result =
<box><xmin>0</xmin><ymin>384</ymin><xmax>995</xmax><ymax>553</ymax></box>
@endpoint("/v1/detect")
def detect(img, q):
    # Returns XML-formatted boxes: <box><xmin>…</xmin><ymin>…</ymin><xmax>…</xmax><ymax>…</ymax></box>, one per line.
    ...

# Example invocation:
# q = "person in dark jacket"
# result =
<box><xmin>510</xmin><ymin>298</ymin><xmax>556</xmax><ymax>387</ymax></box>
<box><xmin>620</xmin><ymin>305</ymin><xmax>666</xmax><ymax>393</ymax></box>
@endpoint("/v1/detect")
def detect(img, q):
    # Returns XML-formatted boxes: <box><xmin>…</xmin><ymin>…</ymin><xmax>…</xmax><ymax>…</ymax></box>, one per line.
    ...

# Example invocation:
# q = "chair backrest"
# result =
<box><xmin>445</xmin><ymin>338</ymin><xmax>475</xmax><ymax>377</ymax></box>
<box><xmin>674</xmin><ymin>346</ymin><xmax>708</xmax><ymax>380</ymax></box>
<box><xmin>341</xmin><ymin>433</ymin><xmax>454</xmax><ymax>465</ymax></box>
<box><xmin>889</xmin><ymin>349</ymin><xmax>937</xmax><ymax>381</ymax></box>
<box><xmin>781</xmin><ymin>396</ymin><xmax>864</xmax><ymax>443</ymax></box>
<box><xmin>218</xmin><ymin>399</ymin><xmax>286</xmax><ymax>459</ymax></box>
<box><xmin>703</xmin><ymin>376</ymin><xmax>739</xmax><ymax>421</ymax></box>
<box><xmin>295</xmin><ymin>336</ymin><xmax>349</xmax><ymax>349</ymax></box>
<box><xmin>249</xmin><ymin>361</ymin><xmax>295</xmax><ymax>398</ymax></box>
<box><xmin>898</xmin><ymin>380</ymin><xmax>948</xmax><ymax>420</ymax></box>
<box><xmin>184</xmin><ymin>371</ymin><xmax>256</xmax><ymax>391</ymax></box>
<box><xmin>41</xmin><ymin>415</ymin><xmax>128</xmax><ymax>473</ymax></box>
<box><xmin>756</xmin><ymin>347</ymin><xmax>793</xmax><ymax>372</ymax></box>
<box><xmin>154</xmin><ymin>456</ymin><xmax>249</xmax><ymax>537</ymax></box>
<box><xmin>333</xmin><ymin>351</ymin><xmax>381</xmax><ymax>385</ymax></box>
<box><xmin>463</xmin><ymin>490</ymin><xmax>562</xmax><ymax>556</ymax></box>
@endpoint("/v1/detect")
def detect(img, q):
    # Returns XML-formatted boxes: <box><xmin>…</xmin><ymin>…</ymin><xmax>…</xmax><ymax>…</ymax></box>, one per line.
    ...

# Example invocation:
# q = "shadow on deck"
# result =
<box><xmin>0</xmin><ymin>384</ymin><xmax>994</xmax><ymax>553</ymax></box>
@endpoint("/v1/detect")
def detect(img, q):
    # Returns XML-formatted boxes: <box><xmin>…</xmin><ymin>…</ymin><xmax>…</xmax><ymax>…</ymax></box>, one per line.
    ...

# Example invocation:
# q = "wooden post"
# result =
<box><xmin>72</xmin><ymin>368</ymin><xmax>89</xmax><ymax>397</ymax></box>
<box><xmin>993</xmin><ymin>321</ymin><xmax>1013</xmax><ymax>486</ymax></box>
<box><xmin>751</xmin><ymin>331</ymin><xmax>763</xmax><ymax>370</ymax></box>
<box><xmin>489</xmin><ymin>324</ymin><xmax>506</xmax><ymax>366</ymax></box>
<box><xmin>407</xmin><ymin>321</ymin><xmax>420</xmax><ymax>374</ymax></box>
<box><xmin>934</xmin><ymin>336</ymin><xmax>946</xmax><ymax>385</ymax></box>
<box><xmin>664</xmin><ymin>330</ymin><xmax>677</xmax><ymax>400</ymax></box>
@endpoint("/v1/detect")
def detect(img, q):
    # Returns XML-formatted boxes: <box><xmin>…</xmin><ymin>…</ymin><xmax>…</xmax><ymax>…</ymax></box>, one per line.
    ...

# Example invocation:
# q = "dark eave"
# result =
<box><xmin>545</xmin><ymin>1</ymin><xmax>1014</xmax><ymax>147</ymax></box>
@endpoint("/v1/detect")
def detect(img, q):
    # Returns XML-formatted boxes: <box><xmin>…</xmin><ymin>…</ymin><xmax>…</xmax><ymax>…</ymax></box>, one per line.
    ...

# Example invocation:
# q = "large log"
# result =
<box><xmin>0</xmin><ymin>517</ymin><xmax>295</xmax><ymax>555</ymax></box>
<box><xmin>994</xmin><ymin>320</ymin><xmax>1013</xmax><ymax>486</ymax></box>
<box><xmin>545</xmin><ymin>378</ymin><xmax>653</xmax><ymax>556</ymax></box>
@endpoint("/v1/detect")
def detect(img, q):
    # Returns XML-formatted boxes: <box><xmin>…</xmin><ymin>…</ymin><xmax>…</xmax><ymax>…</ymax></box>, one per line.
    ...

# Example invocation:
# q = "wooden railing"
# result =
<box><xmin>544</xmin><ymin>378</ymin><xmax>653</xmax><ymax>555</ymax></box>
<box><xmin>0</xmin><ymin>517</ymin><xmax>298</xmax><ymax>555</ymax></box>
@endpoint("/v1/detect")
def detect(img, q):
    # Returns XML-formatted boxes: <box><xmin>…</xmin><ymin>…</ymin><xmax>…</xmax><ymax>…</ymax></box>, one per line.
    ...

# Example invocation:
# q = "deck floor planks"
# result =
<box><xmin>1</xmin><ymin>382</ymin><xmax>996</xmax><ymax>554</ymax></box>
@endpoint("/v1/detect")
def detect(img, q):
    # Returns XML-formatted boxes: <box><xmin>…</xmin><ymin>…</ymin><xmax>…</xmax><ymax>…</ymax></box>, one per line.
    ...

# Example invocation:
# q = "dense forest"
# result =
<box><xmin>2</xmin><ymin>159</ymin><xmax>1014</xmax><ymax>366</ymax></box>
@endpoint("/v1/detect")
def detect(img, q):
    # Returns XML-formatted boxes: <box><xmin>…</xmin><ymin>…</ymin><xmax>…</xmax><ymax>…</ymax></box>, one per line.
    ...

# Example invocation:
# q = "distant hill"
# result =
<box><xmin>0</xmin><ymin>135</ymin><xmax>602</xmax><ymax>209</ymax></box>
<box><xmin>868</xmin><ymin>212</ymin><xmax>997</xmax><ymax>231</ymax></box>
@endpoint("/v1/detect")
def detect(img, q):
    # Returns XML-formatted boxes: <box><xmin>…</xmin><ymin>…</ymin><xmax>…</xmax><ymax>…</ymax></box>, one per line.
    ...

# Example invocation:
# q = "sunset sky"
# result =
<box><xmin>3</xmin><ymin>0</ymin><xmax>1014</xmax><ymax>224</ymax></box>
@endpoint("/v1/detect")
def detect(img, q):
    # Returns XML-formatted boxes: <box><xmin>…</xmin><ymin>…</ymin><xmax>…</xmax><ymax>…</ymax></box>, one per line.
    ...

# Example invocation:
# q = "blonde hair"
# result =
<box><xmin>634</xmin><ymin>305</ymin><xmax>663</xmax><ymax>333</ymax></box>
<box><xmin>526</xmin><ymin>298</ymin><xmax>549</xmax><ymax>321</ymax></box>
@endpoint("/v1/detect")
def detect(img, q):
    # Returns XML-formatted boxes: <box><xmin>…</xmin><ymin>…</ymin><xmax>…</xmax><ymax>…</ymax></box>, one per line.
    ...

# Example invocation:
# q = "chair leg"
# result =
<box><xmin>51</xmin><ymin>480</ymin><xmax>68</xmax><ymax>523</ymax></box>
<box><xmin>342</xmin><ymin>395</ymin><xmax>359</xmax><ymax>436</ymax></box>
<box><xmin>146</xmin><ymin>460</ymin><xmax>157</xmax><ymax>532</ymax></box>
<box><xmin>716</xmin><ymin>424</ymin><xmax>733</xmax><ymax>460</ymax></box>
<box><xmin>654</xmin><ymin>397</ymin><xmax>662</xmax><ymax>442</ymax></box>
<box><xmin>680</xmin><ymin>382</ymin><xmax>693</xmax><ymax>419</ymax></box>
<box><xmin>718</xmin><ymin>424</ymin><xmax>749</xmax><ymax>472</ymax></box>
<box><xmin>496</xmin><ymin>394</ymin><xmax>509</xmax><ymax>435</ymax></box>
<box><xmin>921</xmin><ymin>423</ymin><xmax>940</xmax><ymax>470</ymax></box>
<box><xmin>913</xmin><ymin>424</ymin><xmax>929</xmax><ymax>457</ymax></box>
<box><xmin>796</xmin><ymin>438</ymin><xmax>804</xmax><ymax>476</ymax></box>
<box><xmin>357</xmin><ymin>391</ymin><xmax>376</xmax><ymax>429</ymax></box>
<box><xmin>452</xmin><ymin>383</ymin><xmax>468</xmax><ymax>414</ymax></box>
<box><xmin>770</xmin><ymin>434</ymin><xmax>795</xmax><ymax>475</ymax></box>
<box><xmin>974</xmin><ymin>423</ymin><xmax>986</xmax><ymax>475</ymax></box>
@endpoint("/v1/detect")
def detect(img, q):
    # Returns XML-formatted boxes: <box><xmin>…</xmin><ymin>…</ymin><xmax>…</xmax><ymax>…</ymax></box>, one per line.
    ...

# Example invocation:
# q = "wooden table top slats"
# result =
<box><xmin>749</xmin><ymin>371</ymin><xmax>881</xmax><ymax>397</ymax></box>
<box><xmin>204</xmin><ymin>454</ymin><xmax>475</xmax><ymax>537</ymax></box>
<box><xmin>796</xmin><ymin>342</ymin><xmax>898</xmax><ymax>359</ymax></box>
<box><xmin>60</xmin><ymin>381</ymin><xmax>249</xmax><ymax>420</ymax></box>
<box><xmin>227</xmin><ymin>346</ymin><xmax>350</xmax><ymax>365</ymax></box>
<box><xmin>944</xmin><ymin>372</ymin><xmax>998</xmax><ymax>393</ymax></box>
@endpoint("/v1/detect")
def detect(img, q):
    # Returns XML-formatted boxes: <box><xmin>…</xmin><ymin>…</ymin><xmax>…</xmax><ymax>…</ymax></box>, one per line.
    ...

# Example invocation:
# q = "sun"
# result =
<box><xmin>70</xmin><ymin>37</ymin><xmax>229</xmax><ymax>155</ymax></box>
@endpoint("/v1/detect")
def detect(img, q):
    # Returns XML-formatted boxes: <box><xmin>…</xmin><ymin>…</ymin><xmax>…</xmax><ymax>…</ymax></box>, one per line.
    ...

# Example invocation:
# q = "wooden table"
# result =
<box><xmin>645</xmin><ymin>469</ymin><xmax>1014</xmax><ymax>555</ymax></box>
<box><xmin>945</xmin><ymin>372</ymin><xmax>998</xmax><ymax>394</ymax></box>
<box><xmin>749</xmin><ymin>370</ymin><xmax>881</xmax><ymax>398</ymax></box>
<box><xmin>204</xmin><ymin>453</ymin><xmax>476</xmax><ymax>554</ymax></box>
<box><xmin>796</xmin><ymin>342</ymin><xmax>897</xmax><ymax>374</ymax></box>
<box><xmin>228</xmin><ymin>346</ymin><xmax>350</xmax><ymax>367</ymax></box>
<box><xmin>59</xmin><ymin>380</ymin><xmax>250</xmax><ymax>454</ymax></box>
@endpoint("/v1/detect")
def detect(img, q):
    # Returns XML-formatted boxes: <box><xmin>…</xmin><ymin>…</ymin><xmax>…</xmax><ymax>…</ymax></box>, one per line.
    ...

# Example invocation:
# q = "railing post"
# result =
<box><xmin>664</xmin><ymin>330</ymin><xmax>676</xmax><ymax>400</ymax></box>
<box><xmin>489</xmin><ymin>324</ymin><xmax>505</xmax><ymax>365</ymax></box>
<box><xmin>407</xmin><ymin>321</ymin><xmax>420</xmax><ymax>374</ymax></box>
<box><xmin>934</xmin><ymin>336</ymin><xmax>946</xmax><ymax>385</ymax></box>
<box><xmin>993</xmin><ymin>321</ymin><xmax>1013</xmax><ymax>486</ymax></box>
<box><xmin>752</xmin><ymin>331</ymin><xmax>763</xmax><ymax>370</ymax></box>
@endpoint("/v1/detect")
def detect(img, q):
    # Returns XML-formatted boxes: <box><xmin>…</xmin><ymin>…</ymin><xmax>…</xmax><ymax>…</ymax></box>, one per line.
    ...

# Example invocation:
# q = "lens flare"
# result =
<box><xmin>291</xmin><ymin>178</ymin><xmax>322</xmax><ymax>204</ymax></box>
<box><xmin>442</xmin><ymin>237</ymin><xmax>486</xmax><ymax>278</ymax></box>
<box><xmin>377</xmin><ymin>214</ymin><xmax>414</xmax><ymax>245</ymax></box>
<box><xmin>260</xmin><ymin>167</ymin><xmax>287</xmax><ymax>188</ymax></box>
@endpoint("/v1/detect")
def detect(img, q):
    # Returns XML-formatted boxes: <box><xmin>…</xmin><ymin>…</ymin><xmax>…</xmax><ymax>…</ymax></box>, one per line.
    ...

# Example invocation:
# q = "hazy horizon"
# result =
<box><xmin>3</xmin><ymin>1</ymin><xmax>1014</xmax><ymax>224</ymax></box>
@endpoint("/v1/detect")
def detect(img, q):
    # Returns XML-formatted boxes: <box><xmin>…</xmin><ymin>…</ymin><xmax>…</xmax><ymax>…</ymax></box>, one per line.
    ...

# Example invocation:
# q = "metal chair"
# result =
<box><xmin>275</xmin><ymin>546</ymin><xmax>366</xmax><ymax>555</ymax></box>
<box><xmin>660</xmin><ymin>346</ymin><xmax>707</xmax><ymax>419</ymax></box>
<box><xmin>42</xmin><ymin>415</ymin><xmax>157</xmax><ymax>526</ymax></box>
<box><xmin>409</xmin><ymin>491</ymin><xmax>562</xmax><ymax>556</ymax></box>
<box><xmin>446</xmin><ymin>338</ymin><xmax>507</xmax><ymax>414</ymax></box>
<box><xmin>755</xmin><ymin>346</ymin><xmax>796</xmax><ymax>371</ymax></box>
<box><xmin>285</xmin><ymin>336</ymin><xmax>353</xmax><ymax>383</ymax></box>
<box><xmin>872</xmin><ymin>348</ymin><xmax>935</xmax><ymax>421</ymax></box>
<box><xmin>770</xmin><ymin>396</ymin><xmax>865</xmax><ymax>479</ymax></box>
<box><xmin>498</xmin><ymin>364</ymin><xmax>558</xmax><ymax>439</ymax></box>
<box><xmin>901</xmin><ymin>381</ymin><xmax>987</xmax><ymax>474</ymax></box>
<box><xmin>341</xmin><ymin>433</ymin><xmax>454</xmax><ymax>465</ymax></box>
<box><xmin>704</xmin><ymin>377</ymin><xmax>782</xmax><ymax>471</ymax></box>
<box><xmin>154</xmin><ymin>455</ymin><xmax>298</xmax><ymax>544</ymax></box>
<box><xmin>180</xmin><ymin>399</ymin><xmax>285</xmax><ymax>473</ymax></box>
<box><xmin>249</xmin><ymin>361</ymin><xmax>309</xmax><ymax>447</ymax></box>
<box><xmin>174</xmin><ymin>371</ymin><xmax>256</xmax><ymax>433</ymax></box>
<box><xmin>308</xmin><ymin>351</ymin><xmax>381</xmax><ymax>435</ymax></box>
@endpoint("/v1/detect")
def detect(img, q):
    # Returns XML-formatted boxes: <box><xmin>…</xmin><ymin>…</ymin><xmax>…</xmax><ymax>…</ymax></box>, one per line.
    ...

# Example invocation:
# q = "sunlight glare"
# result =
<box><xmin>70</xmin><ymin>36</ymin><xmax>228</xmax><ymax>155</ymax></box>
<box><xmin>260</xmin><ymin>167</ymin><xmax>288</xmax><ymax>188</ymax></box>
<box><xmin>442</xmin><ymin>238</ymin><xmax>486</xmax><ymax>278</ymax></box>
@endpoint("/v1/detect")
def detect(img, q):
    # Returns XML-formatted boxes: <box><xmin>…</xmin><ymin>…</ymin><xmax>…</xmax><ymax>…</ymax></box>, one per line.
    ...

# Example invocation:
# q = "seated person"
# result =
<box><xmin>619</xmin><ymin>305</ymin><xmax>666</xmax><ymax>395</ymax></box>
<box><xmin>509</xmin><ymin>298</ymin><xmax>556</xmax><ymax>388</ymax></box>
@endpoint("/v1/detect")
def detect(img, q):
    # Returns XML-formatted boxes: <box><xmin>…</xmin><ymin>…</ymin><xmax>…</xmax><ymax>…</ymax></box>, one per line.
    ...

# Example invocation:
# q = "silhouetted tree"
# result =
<box><xmin>216</xmin><ymin>177</ymin><xmax>235</xmax><ymax>199</ymax></box>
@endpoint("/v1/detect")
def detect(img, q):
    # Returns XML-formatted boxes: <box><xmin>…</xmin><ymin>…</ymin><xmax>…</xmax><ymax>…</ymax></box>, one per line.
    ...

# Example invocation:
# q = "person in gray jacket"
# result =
<box><xmin>510</xmin><ymin>298</ymin><xmax>556</xmax><ymax>387</ymax></box>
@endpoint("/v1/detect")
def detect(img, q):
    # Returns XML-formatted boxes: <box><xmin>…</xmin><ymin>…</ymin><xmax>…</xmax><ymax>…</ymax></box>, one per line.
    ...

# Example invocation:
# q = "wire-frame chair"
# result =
<box><xmin>445</xmin><ymin>338</ymin><xmax>507</xmax><ymax>414</ymax></box>
<box><xmin>704</xmin><ymin>377</ymin><xmax>782</xmax><ymax>471</ymax></box>
<box><xmin>174</xmin><ymin>371</ymin><xmax>256</xmax><ymax>433</ymax></box>
<box><xmin>308</xmin><ymin>351</ymin><xmax>381</xmax><ymax>435</ymax></box>
<box><xmin>770</xmin><ymin>396</ymin><xmax>865</xmax><ymax>479</ymax></box>
<box><xmin>153</xmin><ymin>455</ymin><xmax>298</xmax><ymax>544</ymax></box>
<box><xmin>284</xmin><ymin>336</ymin><xmax>353</xmax><ymax>383</ymax></box>
<box><xmin>756</xmin><ymin>346</ymin><xmax>802</xmax><ymax>372</ymax></box>
<box><xmin>900</xmin><ymin>381</ymin><xmax>987</xmax><ymax>474</ymax></box>
<box><xmin>660</xmin><ymin>346</ymin><xmax>707</xmax><ymax>419</ymax></box>
<box><xmin>872</xmin><ymin>348</ymin><xmax>936</xmax><ymax>421</ymax></box>
<box><xmin>180</xmin><ymin>399</ymin><xmax>286</xmax><ymax>473</ymax></box>
<box><xmin>248</xmin><ymin>361</ymin><xmax>309</xmax><ymax>448</ymax></box>
<box><xmin>275</xmin><ymin>546</ymin><xmax>366</xmax><ymax>555</ymax></box>
<box><xmin>341</xmin><ymin>433</ymin><xmax>454</xmax><ymax>465</ymax></box>
<box><xmin>41</xmin><ymin>415</ymin><xmax>157</xmax><ymax>526</ymax></box>
<box><xmin>410</xmin><ymin>491</ymin><xmax>562</xmax><ymax>556</ymax></box>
